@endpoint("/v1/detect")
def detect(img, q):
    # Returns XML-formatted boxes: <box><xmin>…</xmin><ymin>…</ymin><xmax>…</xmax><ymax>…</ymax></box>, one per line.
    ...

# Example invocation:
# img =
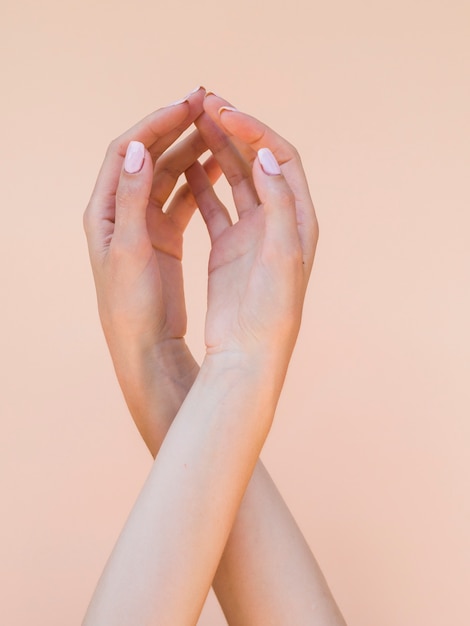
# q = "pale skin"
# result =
<box><xmin>83</xmin><ymin>87</ymin><xmax>347</xmax><ymax>625</ymax></box>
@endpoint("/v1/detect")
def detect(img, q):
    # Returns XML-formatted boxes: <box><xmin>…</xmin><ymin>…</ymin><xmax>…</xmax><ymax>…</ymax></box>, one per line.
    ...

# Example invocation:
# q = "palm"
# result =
<box><xmin>205</xmin><ymin>209</ymin><xmax>277</xmax><ymax>353</ymax></box>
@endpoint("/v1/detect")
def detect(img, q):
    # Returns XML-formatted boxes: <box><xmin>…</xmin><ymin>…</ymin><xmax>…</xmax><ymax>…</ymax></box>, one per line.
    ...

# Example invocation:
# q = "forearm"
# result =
<box><xmin>108</xmin><ymin>346</ymin><xmax>345</xmax><ymax>625</ymax></box>
<box><xmin>83</xmin><ymin>352</ymin><xmax>280</xmax><ymax>625</ymax></box>
<box><xmin>108</xmin><ymin>338</ymin><xmax>199</xmax><ymax>455</ymax></box>
<box><xmin>216</xmin><ymin>462</ymin><xmax>346</xmax><ymax>625</ymax></box>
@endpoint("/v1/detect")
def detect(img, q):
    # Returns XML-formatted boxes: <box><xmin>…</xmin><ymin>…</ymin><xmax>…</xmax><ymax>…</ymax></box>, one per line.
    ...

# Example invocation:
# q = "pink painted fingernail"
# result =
<box><xmin>124</xmin><ymin>141</ymin><xmax>145</xmax><ymax>174</ymax></box>
<box><xmin>258</xmin><ymin>148</ymin><xmax>281</xmax><ymax>176</ymax></box>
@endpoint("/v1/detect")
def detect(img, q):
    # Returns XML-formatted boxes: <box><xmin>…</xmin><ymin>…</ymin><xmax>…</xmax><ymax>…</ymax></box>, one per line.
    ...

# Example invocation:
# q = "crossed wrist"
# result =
<box><xmin>109</xmin><ymin>337</ymin><xmax>198</xmax><ymax>397</ymax></box>
<box><xmin>199</xmin><ymin>346</ymin><xmax>290</xmax><ymax>407</ymax></box>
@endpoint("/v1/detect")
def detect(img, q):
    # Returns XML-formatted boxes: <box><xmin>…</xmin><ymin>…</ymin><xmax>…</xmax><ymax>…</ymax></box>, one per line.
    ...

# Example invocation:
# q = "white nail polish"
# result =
<box><xmin>169</xmin><ymin>86</ymin><xmax>203</xmax><ymax>107</ymax></box>
<box><xmin>187</xmin><ymin>85</ymin><xmax>204</xmax><ymax>96</ymax></box>
<box><xmin>169</xmin><ymin>97</ymin><xmax>189</xmax><ymax>107</ymax></box>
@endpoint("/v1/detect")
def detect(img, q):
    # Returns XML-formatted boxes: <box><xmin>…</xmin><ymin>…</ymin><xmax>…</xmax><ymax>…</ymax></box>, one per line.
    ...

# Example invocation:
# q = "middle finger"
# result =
<box><xmin>195</xmin><ymin>112</ymin><xmax>259</xmax><ymax>219</ymax></box>
<box><xmin>150</xmin><ymin>129</ymin><xmax>209</xmax><ymax>209</ymax></box>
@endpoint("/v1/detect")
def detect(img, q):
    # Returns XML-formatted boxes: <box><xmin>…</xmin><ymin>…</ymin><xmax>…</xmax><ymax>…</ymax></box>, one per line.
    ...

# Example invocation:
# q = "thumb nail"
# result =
<box><xmin>258</xmin><ymin>148</ymin><xmax>281</xmax><ymax>176</ymax></box>
<box><xmin>124</xmin><ymin>141</ymin><xmax>145</xmax><ymax>174</ymax></box>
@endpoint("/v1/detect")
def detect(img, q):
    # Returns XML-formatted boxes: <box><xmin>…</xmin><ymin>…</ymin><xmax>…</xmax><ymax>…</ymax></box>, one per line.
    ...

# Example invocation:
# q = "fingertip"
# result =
<box><xmin>168</xmin><ymin>85</ymin><xmax>205</xmax><ymax>107</ymax></box>
<box><xmin>218</xmin><ymin>106</ymin><xmax>241</xmax><ymax>128</ymax></box>
<box><xmin>218</xmin><ymin>106</ymin><xmax>239</xmax><ymax>115</ymax></box>
<box><xmin>205</xmin><ymin>91</ymin><xmax>226</xmax><ymax>103</ymax></box>
<box><xmin>203</xmin><ymin>93</ymin><xmax>235</xmax><ymax>120</ymax></box>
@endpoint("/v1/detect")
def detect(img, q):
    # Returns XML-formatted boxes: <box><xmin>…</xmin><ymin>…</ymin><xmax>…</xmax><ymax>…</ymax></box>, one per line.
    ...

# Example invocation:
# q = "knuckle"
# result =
<box><xmin>176</xmin><ymin>184</ymin><xmax>194</xmax><ymax>207</ymax></box>
<box><xmin>106</xmin><ymin>136</ymin><xmax>122</xmax><ymax>156</ymax></box>
<box><xmin>203</xmin><ymin>200</ymin><xmax>221</xmax><ymax>223</ymax></box>
<box><xmin>82</xmin><ymin>208</ymin><xmax>90</xmax><ymax>235</ymax></box>
<box><xmin>288</xmin><ymin>143</ymin><xmax>302</xmax><ymax>166</ymax></box>
<box><xmin>312</xmin><ymin>215</ymin><xmax>320</xmax><ymax>242</ymax></box>
<box><xmin>157</xmin><ymin>162</ymin><xmax>180</xmax><ymax>183</ymax></box>
<box><xmin>82</xmin><ymin>203</ymin><xmax>94</xmax><ymax>236</ymax></box>
<box><xmin>226</xmin><ymin>166</ymin><xmax>249</xmax><ymax>189</ymax></box>
<box><xmin>289</xmin><ymin>143</ymin><xmax>300</xmax><ymax>160</ymax></box>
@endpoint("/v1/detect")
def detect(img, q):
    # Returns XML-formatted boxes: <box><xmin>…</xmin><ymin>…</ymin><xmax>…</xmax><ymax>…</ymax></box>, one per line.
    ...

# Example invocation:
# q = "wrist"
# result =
<box><xmin>109</xmin><ymin>336</ymin><xmax>195</xmax><ymax>380</ymax></box>
<box><xmin>202</xmin><ymin>337</ymin><xmax>294</xmax><ymax>387</ymax></box>
<box><xmin>199</xmin><ymin>346</ymin><xmax>289</xmax><ymax>411</ymax></box>
<box><xmin>109</xmin><ymin>338</ymin><xmax>199</xmax><ymax>428</ymax></box>
<box><xmin>175</xmin><ymin>349</ymin><xmax>286</xmax><ymax>456</ymax></box>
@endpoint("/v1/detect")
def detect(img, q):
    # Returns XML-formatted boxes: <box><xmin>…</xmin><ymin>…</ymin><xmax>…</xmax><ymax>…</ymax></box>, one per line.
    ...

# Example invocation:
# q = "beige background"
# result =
<box><xmin>1</xmin><ymin>0</ymin><xmax>469</xmax><ymax>624</ymax></box>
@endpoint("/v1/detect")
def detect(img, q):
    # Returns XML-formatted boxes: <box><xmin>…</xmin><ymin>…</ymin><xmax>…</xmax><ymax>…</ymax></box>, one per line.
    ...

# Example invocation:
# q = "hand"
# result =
<box><xmin>83</xmin><ymin>89</ymin><xmax>223</xmax><ymax>434</ymax></box>
<box><xmin>186</xmin><ymin>95</ymin><xmax>319</xmax><ymax>373</ymax></box>
<box><xmin>84</xmin><ymin>88</ymin><xmax>220</xmax><ymax>352</ymax></box>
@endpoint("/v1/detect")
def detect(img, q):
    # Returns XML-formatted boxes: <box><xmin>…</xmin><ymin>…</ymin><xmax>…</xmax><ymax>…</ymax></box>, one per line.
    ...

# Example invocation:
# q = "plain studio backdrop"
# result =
<box><xmin>1</xmin><ymin>0</ymin><xmax>469</xmax><ymax>624</ymax></box>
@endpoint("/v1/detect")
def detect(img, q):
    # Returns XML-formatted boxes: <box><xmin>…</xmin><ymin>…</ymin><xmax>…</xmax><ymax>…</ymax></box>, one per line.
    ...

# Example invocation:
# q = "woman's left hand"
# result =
<box><xmin>84</xmin><ymin>89</ymin><xmax>218</xmax><ymax>353</ymax></box>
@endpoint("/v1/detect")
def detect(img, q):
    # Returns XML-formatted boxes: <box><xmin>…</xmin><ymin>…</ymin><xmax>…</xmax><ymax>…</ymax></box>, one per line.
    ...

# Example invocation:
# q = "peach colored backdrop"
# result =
<box><xmin>1</xmin><ymin>0</ymin><xmax>469</xmax><ymax>624</ymax></box>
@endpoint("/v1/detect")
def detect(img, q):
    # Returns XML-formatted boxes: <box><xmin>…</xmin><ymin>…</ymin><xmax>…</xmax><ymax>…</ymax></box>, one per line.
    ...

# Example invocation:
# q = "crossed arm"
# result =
<box><xmin>83</xmin><ymin>87</ymin><xmax>346</xmax><ymax>625</ymax></box>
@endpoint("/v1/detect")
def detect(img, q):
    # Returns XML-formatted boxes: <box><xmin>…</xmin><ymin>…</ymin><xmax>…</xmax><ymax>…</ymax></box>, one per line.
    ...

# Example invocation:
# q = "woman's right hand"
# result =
<box><xmin>187</xmin><ymin>96</ymin><xmax>319</xmax><ymax>384</ymax></box>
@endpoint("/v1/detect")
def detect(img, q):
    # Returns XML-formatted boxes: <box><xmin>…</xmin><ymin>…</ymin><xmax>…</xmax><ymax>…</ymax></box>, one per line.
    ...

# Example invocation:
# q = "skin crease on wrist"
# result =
<box><xmin>82</xmin><ymin>88</ymin><xmax>346</xmax><ymax>626</ymax></box>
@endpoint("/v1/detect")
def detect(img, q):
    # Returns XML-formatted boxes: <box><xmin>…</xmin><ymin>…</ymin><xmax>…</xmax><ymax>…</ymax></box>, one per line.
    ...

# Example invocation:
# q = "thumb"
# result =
<box><xmin>252</xmin><ymin>148</ymin><xmax>299</xmax><ymax>249</ymax></box>
<box><xmin>113</xmin><ymin>141</ymin><xmax>153</xmax><ymax>246</ymax></box>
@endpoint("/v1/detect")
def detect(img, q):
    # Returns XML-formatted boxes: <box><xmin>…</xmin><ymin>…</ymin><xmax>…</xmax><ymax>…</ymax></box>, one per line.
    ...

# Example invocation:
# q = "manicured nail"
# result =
<box><xmin>206</xmin><ymin>90</ymin><xmax>221</xmax><ymax>98</ymax></box>
<box><xmin>219</xmin><ymin>106</ymin><xmax>238</xmax><ymax>114</ymax></box>
<box><xmin>258</xmin><ymin>148</ymin><xmax>281</xmax><ymax>176</ymax></box>
<box><xmin>124</xmin><ymin>141</ymin><xmax>145</xmax><ymax>174</ymax></box>
<box><xmin>169</xmin><ymin>86</ymin><xmax>203</xmax><ymax>107</ymax></box>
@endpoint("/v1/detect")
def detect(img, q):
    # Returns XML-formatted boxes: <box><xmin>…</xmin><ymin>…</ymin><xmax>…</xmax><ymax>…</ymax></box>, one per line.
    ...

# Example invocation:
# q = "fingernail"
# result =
<box><xmin>219</xmin><ymin>106</ymin><xmax>238</xmax><ymax>115</ymax></box>
<box><xmin>124</xmin><ymin>141</ymin><xmax>145</xmax><ymax>174</ymax></box>
<box><xmin>206</xmin><ymin>90</ymin><xmax>221</xmax><ymax>98</ymax></box>
<box><xmin>169</xmin><ymin>86</ymin><xmax>203</xmax><ymax>107</ymax></box>
<box><xmin>258</xmin><ymin>148</ymin><xmax>281</xmax><ymax>176</ymax></box>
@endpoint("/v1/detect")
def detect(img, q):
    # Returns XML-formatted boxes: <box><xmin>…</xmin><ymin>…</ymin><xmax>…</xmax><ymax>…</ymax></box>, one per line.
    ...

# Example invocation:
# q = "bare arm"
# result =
<box><xmin>83</xmin><ymin>91</ymin><xmax>346</xmax><ymax>625</ymax></box>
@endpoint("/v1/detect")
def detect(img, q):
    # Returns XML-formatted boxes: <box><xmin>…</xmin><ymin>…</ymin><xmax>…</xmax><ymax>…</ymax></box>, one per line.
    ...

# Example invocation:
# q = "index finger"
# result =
<box><xmin>88</xmin><ymin>88</ymin><xmax>205</xmax><ymax>211</ymax></box>
<box><xmin>204</xmin><ymin>93</ymin><xmax>299</xmax><ymax>168</ymax></box>
<box><xmin>195</xmin><ymin>112</ymin><xmax>259</xmax><ymax>218</ymax></box>
<box><xmin>204</xmin><ymin>93</ymin><xmax>319</xmax><ymax>271</ymax></box>
<box><xmin>203</xmin><ymin>94</ymin><xmax>314</xmax><ymax>210</ymax></box>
